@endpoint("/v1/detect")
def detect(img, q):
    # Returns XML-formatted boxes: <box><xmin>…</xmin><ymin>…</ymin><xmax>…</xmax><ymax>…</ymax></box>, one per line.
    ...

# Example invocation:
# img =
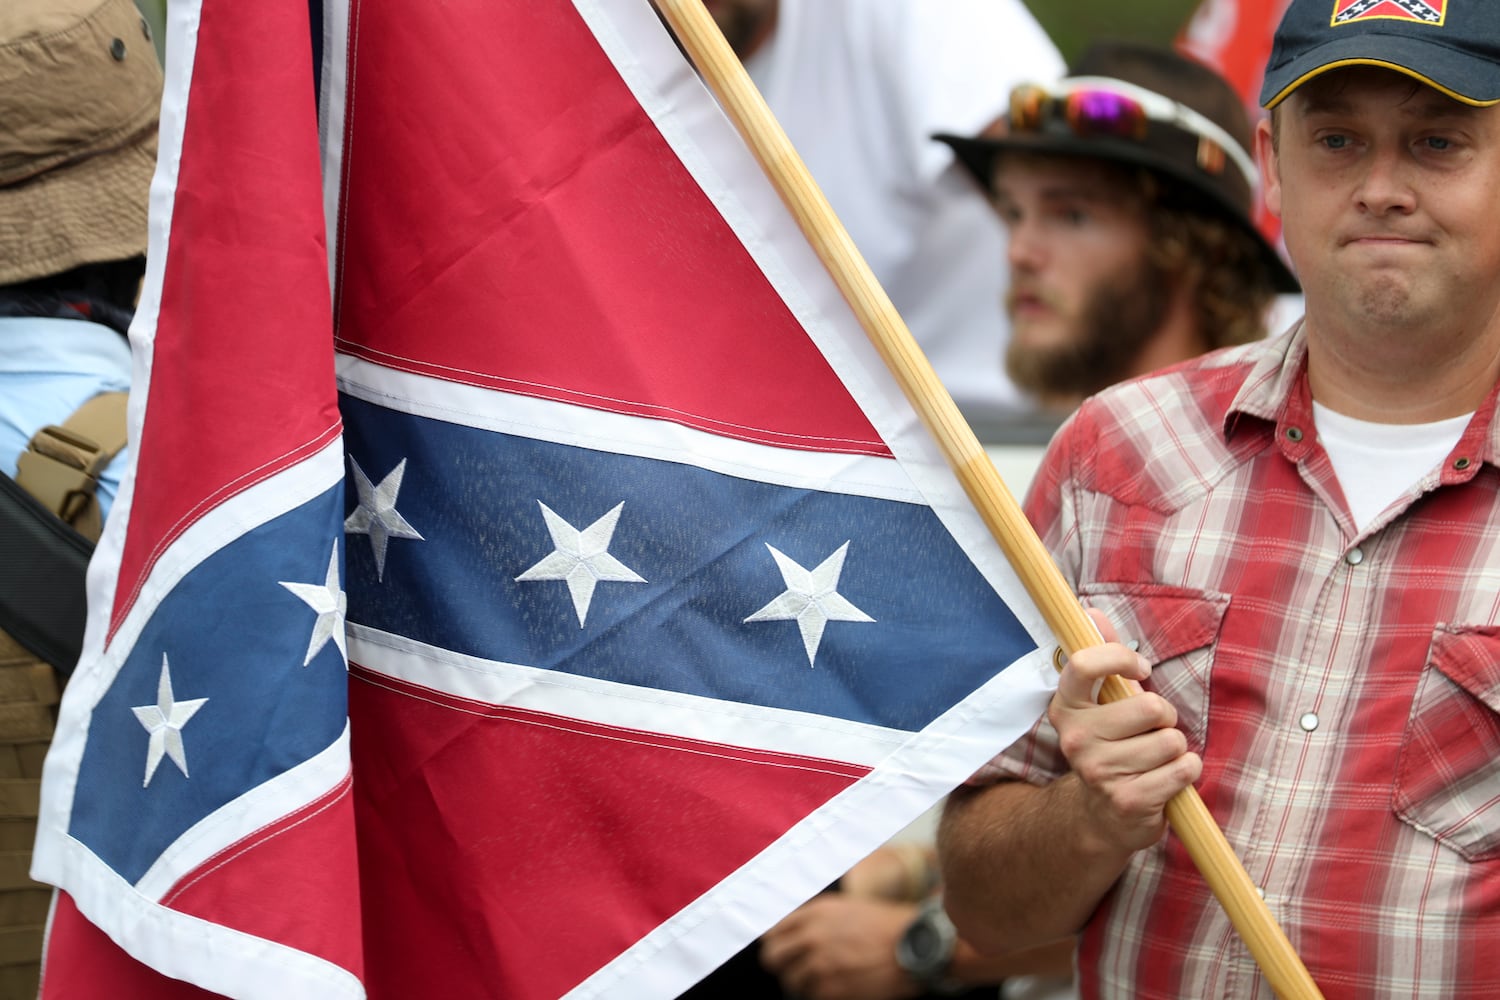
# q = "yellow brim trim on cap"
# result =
<box><xmin>1263</xmin><ymin>58</ymin><xmax>1500</xmax><ymax>108</ymax></box>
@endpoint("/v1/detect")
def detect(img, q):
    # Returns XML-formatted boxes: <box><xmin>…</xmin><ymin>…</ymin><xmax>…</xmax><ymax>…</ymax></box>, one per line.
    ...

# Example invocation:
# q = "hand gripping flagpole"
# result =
<box><xmin>652</xmin><ymin>2</ymin><xmax>1325</xmax><ymax>997</ymax></box>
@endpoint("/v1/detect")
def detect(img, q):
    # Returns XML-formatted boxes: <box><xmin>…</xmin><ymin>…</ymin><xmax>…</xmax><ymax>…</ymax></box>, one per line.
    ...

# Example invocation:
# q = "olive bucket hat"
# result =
<box><xmin>0</xmin><ymin>0</ymin><xmax>163</xmax><ymax>286</ymax></box>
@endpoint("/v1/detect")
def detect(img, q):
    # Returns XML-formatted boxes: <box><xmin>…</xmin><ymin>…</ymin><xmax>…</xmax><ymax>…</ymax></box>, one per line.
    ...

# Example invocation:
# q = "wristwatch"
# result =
<box><xmin>895</xmin><ymin>895</ymin><xmax>962</xmax><ymax>994</ymax></box>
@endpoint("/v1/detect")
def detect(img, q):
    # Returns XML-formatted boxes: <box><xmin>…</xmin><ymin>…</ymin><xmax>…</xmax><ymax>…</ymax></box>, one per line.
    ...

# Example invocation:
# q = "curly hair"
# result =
<box><xmin>1134</xmin><ymin>169</ymin><xmax>1279</xmax><ymax>350</ymax></box>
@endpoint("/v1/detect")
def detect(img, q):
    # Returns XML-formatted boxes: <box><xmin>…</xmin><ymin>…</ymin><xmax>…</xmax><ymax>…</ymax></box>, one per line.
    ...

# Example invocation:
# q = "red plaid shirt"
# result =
<box><xmin>997</xmin><ymin>325</ymin><xmax>1500</xmax><ymax>999</ymax></box>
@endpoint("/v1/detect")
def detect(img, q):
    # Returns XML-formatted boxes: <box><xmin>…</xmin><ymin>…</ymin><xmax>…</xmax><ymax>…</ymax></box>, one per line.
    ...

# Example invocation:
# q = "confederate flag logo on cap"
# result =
<box><xmin>1334</xmin><ymin>0</ymin><xmax>1446</xmax><ymax>24</ymax></box>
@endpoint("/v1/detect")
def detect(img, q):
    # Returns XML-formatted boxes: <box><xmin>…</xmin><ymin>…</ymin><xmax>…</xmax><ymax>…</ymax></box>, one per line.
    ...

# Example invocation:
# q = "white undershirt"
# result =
<box><xmin>1312</xmin><ymin>402</ymin><xmax>1471</xmax><ymax>533</ymax></box>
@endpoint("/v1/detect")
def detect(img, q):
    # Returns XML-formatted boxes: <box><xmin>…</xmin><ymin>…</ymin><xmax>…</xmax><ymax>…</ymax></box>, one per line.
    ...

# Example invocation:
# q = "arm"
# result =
<box><xmin>836</xmin><ymin>842</ymin><xmax>939</xmax><ymax>902</ymax></box>
<box><xmin>758</xmin><ymin>892</ymin><xmax>1075</xmax><ymax>1000</ymax></box>
<box><xmin>938</xmin><ymin>614</ymin><xmax>1203</xmax><ymax>955</ymax></box>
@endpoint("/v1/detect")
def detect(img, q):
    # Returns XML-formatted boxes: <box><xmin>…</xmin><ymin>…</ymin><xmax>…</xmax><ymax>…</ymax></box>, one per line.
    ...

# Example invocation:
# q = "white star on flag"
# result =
<box><xmin>131</xmin><ymin>654</ymin><xmax>209</xmax><ymax>788</ymax></box>
<box><xmin>345</xmin><ymin>456</ymin><xmax>424</xmax><ymax>580</ymax></box>
<box><xmin>745</xmin><ymin>542</ymin><xmax>874</xmax><ymax>667</ymax></box>
<box><xmin>279</xmin><ymin>542</ymin><xmax>348</xmax><ymax>666</ymax></box>
<box><xmin>516</xmin><ymin>500</ymin><xmax>646</xmax><ymax>627</ymax></box>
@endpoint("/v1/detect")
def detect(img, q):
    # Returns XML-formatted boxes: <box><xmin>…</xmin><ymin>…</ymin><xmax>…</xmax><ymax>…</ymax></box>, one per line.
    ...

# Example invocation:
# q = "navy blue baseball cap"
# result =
<box><xmin>1260</xmin><ymin>0</ymin><xmax>1500</xmax><ymax>109</ymax></box>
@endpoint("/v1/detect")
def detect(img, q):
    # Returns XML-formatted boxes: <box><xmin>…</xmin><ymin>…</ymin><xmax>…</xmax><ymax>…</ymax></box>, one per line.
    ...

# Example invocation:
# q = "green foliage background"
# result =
<box><xmin>1028</xmin><ymin>0</ymin><xmax>1201</xmax><ymax>61</ymax></box>
<box><xmin>133</xmin><ymin>1</ymin><xmax>1203</xmax><ymax>66</ymax></box>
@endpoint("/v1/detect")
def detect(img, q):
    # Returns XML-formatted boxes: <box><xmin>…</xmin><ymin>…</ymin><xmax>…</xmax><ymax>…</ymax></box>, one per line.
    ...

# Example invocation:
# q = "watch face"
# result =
<box><xmin>897</xmin><ymin>902</ymin><xmax>957</xmax><ymax>982</ymax></box>
<box><xmin>906</xmin><ymin>921</ymin><xmax>940</xmax><ymax>961</ymax></box>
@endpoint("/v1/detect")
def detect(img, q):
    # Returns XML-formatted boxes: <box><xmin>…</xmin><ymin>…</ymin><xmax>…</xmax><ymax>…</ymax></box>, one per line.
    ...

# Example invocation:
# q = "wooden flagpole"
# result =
<box><xmin>652</xmin><ymin>2</ymin><xmax>1324</xmax><ymax>997</ymax></box>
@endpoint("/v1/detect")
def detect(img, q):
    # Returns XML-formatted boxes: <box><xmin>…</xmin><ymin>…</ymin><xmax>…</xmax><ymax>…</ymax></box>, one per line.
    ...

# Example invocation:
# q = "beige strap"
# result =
<box><xmin>14</xmin><ymin>392</ymin><xmax>128</xmax><ymax>542</ymax></box>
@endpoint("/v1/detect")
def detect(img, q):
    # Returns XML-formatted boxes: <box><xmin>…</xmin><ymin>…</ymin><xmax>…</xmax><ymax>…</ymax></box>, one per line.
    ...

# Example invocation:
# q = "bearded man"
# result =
<box><xmin>939</xmin><ymin>41</ymin><xmax>1299</xmax><ymax>413</ymax></box>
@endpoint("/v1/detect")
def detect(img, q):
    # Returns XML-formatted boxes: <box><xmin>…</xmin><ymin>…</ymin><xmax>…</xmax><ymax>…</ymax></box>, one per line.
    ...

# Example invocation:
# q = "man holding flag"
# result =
<box><xmin>753</xmin><ymin>39</ymin><xmax>1297</xmax><ymax>1000</ymax></box>
<box><xmin>941</xmin><ymin>1</ymin><xmax>1500</xmax><ymax>997</ymax></box>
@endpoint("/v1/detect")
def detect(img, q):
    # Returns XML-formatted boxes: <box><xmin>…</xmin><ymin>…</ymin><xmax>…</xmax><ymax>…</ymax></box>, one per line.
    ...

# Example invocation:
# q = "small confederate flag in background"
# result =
<box><xmin>33</xmin><ymin>0</ymin><xmax>1059</xmax><ymax>998</ymax></box>
<box><xmin>1177</xmin><ymin>0</ymin><xmax>1294</xmax><ymax>253</ymax></box>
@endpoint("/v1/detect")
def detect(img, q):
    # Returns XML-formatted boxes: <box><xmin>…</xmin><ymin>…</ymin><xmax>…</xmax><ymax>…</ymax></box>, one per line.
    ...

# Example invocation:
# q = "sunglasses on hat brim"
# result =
<box><xmin>1005</xmin><ymin>76</ymin><xmax>1257</xmax><ymax>189</ymax></box>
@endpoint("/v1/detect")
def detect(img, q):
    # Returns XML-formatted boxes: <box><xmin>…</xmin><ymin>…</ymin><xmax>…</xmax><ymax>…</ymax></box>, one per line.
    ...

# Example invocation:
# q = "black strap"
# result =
<box><xmin>0</xmin><ymin>471</ymin><xmax>93</xmax><ymax>677</ymax></box>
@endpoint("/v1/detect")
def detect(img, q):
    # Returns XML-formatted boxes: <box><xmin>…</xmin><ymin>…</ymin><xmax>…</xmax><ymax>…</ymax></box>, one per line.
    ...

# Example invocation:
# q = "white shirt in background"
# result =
<box><xmin>744</xmin><ymin>0</ymin><xmax>1065</xmax><ymax>428</ymax></box>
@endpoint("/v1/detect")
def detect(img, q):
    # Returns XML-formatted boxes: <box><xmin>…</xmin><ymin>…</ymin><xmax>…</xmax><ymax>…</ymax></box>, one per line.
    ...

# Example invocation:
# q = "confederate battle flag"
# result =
<box><xmin>32</xmin><ymin>1</ymin><xmax>1058</xmax><ymax>997</ymax></box>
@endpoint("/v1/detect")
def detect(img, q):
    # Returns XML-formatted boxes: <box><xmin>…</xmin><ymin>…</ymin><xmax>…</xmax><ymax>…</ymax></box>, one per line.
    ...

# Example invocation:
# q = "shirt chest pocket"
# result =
<box><xmin>1078</xmin><ymin>583</ymin><xmax>1229</xmax><ymax>754</ymax></box>
<box><xmin>1393</xmin><ymin>625</ymin><xmax>1500</xmax><ymax>862</ymax></box>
